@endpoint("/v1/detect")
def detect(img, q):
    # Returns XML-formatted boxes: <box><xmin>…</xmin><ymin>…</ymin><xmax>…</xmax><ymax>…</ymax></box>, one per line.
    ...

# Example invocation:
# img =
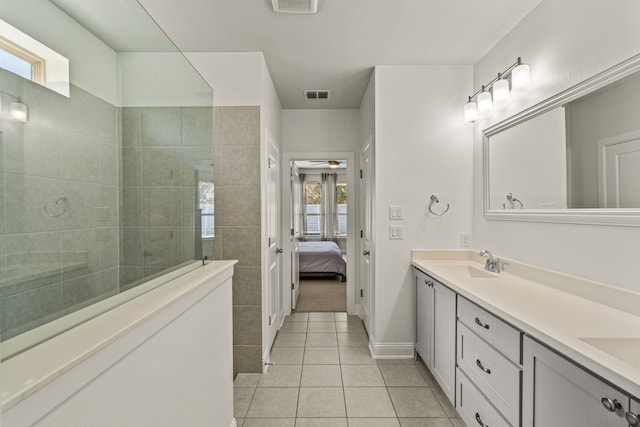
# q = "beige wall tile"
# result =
<box><xmin>219</xmin><ymin>226</ymin><xmax>261</xmax><ymax>266</ymax></box>
<box><xmin>218</xmin><ymin>145</ymin><xmax>260</xmax><ymax>186</ymax></box>
<box><xmin>182</xmin><ymin>107</ymin><xmax>213</xmax><ymax>146</ymax></box>
<box><xmin>141</xmin><ymin>107</ymin><xmax>181</xmax><ymax>146</ymax></box>
<box><xmin>221</xmin><ymin>106</ymin><xmax>260</xmax><ymax>146</ymax></box>
<box><xmin>233</xmin><ymin>304</ymin><xmax>262</xmax><ymax>346</ymax></box>
<box><xmin>232</xmin><ymin>266</ymin><xmax>262</xmax><ymax>305</ymax></box>
<box><xmin>234</xmin><ymin>345</ymin><xmax>263</xmax><ymax>375</ymax></box>
<box><xmin>216</xmin><ymin>186</ymin><xmax>261</xmax><ymax>227</ymax></box>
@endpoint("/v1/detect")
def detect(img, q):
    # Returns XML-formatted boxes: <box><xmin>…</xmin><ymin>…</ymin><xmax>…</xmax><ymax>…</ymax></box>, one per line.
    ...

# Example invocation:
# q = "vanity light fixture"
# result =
<box><xmin>9</xmin><ymin>99</ymin><xmax>28</xmax><ymax>123</ymax></box>
<box><xmin>464</xmin><ymin>57</ymin><xmax>531</xmax><ymax>122</ymax></box>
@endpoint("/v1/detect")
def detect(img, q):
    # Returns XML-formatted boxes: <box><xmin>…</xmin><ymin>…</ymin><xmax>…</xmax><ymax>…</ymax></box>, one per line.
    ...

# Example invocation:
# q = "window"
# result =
<box><xmin>337</xmin><ymin>183</ymin><xmax>347</xmax><ymax>236</ymax></box>
<box><xmin>0</xmin><ymin>19</ymin><xmax>70</xmax><ymax>97</ymax></box>
<box><xmin>199</xmin><ymin>181</ymin><xmax>214</xmax><ymax>238</ymax></box>
<box><xmin>0</xmin><ymin>37</ymin><xmax>45</xmax><ymax>83</ymax></box>
<box><xmin>304</xmin><ymin>182</ymin><xmax>321</xmax><ymax>237</ymax></box>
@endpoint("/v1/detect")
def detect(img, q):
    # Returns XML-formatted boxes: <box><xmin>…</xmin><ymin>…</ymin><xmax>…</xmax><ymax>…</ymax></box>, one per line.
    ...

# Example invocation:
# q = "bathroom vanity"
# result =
<box><xmin>412</xmin><ymin>250</ymin><xmax>640</xmax><ymax>427</ymax></box>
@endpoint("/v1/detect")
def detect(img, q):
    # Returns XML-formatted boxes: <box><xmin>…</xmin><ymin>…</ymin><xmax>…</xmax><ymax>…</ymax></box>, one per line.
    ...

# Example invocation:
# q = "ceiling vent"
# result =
<box><xmin>271</xmin><ymin>0</ymin><xmax>318</xmax><ymax>14</ymax></box>
<box><xmin>304</xmin><ymin>90</ymin><xmax>330</xmax><ymax>100</ymax></box>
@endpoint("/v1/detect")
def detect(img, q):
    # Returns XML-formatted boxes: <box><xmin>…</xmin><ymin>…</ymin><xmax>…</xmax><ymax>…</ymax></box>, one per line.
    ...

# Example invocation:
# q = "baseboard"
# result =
<box><xmin>369</xmin><ymin>337</ymin><xmax>415</xmax><ymax>359</ymax></box>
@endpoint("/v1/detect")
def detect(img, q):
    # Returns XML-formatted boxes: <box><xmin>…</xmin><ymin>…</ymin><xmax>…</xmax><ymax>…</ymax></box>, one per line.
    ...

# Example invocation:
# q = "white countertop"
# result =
<box><xmin>411</xmin><ymin>250</ymin><xmax>640</xmax><ymax>399</ymax></box>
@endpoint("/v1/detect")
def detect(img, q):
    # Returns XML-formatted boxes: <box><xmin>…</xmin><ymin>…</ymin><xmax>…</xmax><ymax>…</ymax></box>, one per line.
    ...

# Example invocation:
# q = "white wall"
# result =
<box><xmin>282</xmin><ymin>109</ymin><xmax>361</xmax><ymax>152</ymax></box>
<box><xmin>185</xmin><ymin>52</ymin><xmax>264</xmax><ymax>106</ymax></box>
<box><xmin>473</xmin><ymin>0</ymin><xmax>640</xmax><ymax>292</ymax></box>
<box><xmin>372</xmin><ymin>65</ymin><xmax>473</xmax><ymax>354</ymax></box>
<box><xmin>118</xmin><ymin>53</ymin><xmax>212</xmax><ymax>107</ymax></box>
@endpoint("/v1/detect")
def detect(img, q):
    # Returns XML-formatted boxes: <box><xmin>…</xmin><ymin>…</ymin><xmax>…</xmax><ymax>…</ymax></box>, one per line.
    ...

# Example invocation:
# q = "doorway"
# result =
<box><xmin>280</xmin><ymin>152</ymin><xmax>357</xmax><ymax>317</ymax></box>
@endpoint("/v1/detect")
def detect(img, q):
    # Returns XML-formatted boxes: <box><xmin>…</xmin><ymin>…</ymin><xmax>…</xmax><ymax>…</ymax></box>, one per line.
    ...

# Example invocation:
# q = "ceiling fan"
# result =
<box><xmin>305</xmin><ymin>160</ymin><xmax>345</xmax><ymax>168</ymax></box>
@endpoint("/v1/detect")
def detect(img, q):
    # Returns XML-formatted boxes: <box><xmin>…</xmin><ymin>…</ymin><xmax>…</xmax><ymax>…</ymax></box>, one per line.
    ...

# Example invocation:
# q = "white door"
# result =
<box><xmin>265</xmin><ymin>131</ymin><xmax>281</xmax><ymax>353</ymax></box>
<box><xmin>598</xmin><ymin>131</ymin><xmax>640</xmax><ymax>208</ymax></box>
<box><xmin>360</xmin><ymin>139</ymin><xmax>373</xmax><ymax>333</ymax></box>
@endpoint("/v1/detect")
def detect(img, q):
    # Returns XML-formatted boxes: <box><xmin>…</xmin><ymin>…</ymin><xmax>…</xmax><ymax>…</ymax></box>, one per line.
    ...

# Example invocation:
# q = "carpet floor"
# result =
<box><xmin>294</xmin><ymin>278</ymin><xmax>346</xmax><ymax>312</ymax></box>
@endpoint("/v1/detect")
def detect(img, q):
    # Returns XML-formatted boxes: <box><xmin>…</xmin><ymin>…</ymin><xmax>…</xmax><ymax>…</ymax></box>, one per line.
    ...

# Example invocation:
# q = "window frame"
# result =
<box><xmin>0</xmin><ymin>35</ymin><xmax>45</xmax><ymax>84</ymax></box>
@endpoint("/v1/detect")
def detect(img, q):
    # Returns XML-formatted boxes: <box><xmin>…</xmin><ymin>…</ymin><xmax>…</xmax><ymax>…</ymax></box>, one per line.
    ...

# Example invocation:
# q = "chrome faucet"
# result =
<box><xmin>479</xmin><ymin>250</ymin><xmax>502</xmax><ymax>273</ymax></box>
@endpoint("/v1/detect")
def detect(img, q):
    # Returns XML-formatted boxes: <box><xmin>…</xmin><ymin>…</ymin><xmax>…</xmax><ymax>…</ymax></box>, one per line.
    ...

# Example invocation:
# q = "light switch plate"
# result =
<box><xmin>460</xmin><ymin>232</ymin><xmax>470</xmax><ymax>248</ymax></box>
<box><xmin>389</xmin><ymin>206</ymin><xmax>404</xmax><ymax>220</ymax></box>
<box><xmin>389</xmin><ymin>225</ymin><xmax>404</xmax><ymax>240</ymax></box>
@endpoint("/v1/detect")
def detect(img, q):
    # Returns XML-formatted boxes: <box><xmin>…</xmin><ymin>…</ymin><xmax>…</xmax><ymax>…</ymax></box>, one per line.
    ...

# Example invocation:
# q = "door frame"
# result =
<box><xmin>280</xmin><ymin>151</ymin><xmax>357</xmax><ymax>316</ymax></box>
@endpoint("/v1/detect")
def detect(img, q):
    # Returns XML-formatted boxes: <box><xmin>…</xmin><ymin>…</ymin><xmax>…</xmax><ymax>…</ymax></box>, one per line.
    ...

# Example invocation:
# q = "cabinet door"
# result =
<box><xmin>415</xmin><ymin>269</ymin><xmax>434</xmax><ymax>367</ymax></box>
<box><xmin>432</xmin><ymin>281</ymin><xmax>456</xmax><ymax>404</ymax></box>
<box><xmin>523</xmin><ymin>337</ymin><xmax>627</xmax><ymax>427</ymax></box>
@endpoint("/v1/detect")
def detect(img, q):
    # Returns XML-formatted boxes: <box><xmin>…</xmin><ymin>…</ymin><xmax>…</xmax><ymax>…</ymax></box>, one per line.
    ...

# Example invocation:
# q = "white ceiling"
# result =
<box><xmin>53</xmin><ymin>0</ymin><xmax>542</xmax><ymax>109</ymax></box>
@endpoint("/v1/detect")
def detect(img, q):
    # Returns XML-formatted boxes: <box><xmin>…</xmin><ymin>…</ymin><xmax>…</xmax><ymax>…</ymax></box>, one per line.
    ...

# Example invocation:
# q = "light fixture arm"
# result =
<box><xmin>467</xmin><ymin>57</ymin><xmax>523</xmax><ymax>101</ymax></box>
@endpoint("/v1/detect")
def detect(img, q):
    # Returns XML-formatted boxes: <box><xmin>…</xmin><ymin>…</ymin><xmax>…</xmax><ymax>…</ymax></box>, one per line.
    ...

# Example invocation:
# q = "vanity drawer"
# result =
<box><xmin>458</xmin><ymin>322</ymin><xmax>521</xmax><ymax>425</ymax></box>
<box><xmin>456</xmin><ymin>368</ymin><xmax>511</xmax><ymax>427</ymax></box>
<box><xmin>458</xmin><ymin>296</ymin><xmax>521</xmax><ymax>363</ymax></box>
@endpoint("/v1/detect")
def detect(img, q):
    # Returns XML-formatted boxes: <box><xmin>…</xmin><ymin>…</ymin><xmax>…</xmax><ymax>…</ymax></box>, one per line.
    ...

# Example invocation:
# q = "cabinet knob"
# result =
<box><xmin>475</xmin><ymin>412</ymin><xmax>488</xmax><ymax>427</ymax></box>
<box><xmin>276</xmin><ymin>248</ymin><xmax>283</xmax><ymax>254</ymax></box>
<box><xmin>626</xmin><ymin>411</ymin><xmax>640</xmax><ymax>427</ymax></box>
<box><xmin>425</xmin><ymin>280</ymin><xmax>433</xmax><ymax>287</ymax></box>
<box><xmin>363</xmin><ymin>250</ymin><xmax>370</xmax><ymax>256</ymax></box>
<box><xmin>474</xmin><ymin>317</ymin><xmax>490</xmax><ymax>329</ymax></box>
<box><xmin>601</xmin><ymin>397</ymin><xmax>622</xmax><ymax>412</ymax></box>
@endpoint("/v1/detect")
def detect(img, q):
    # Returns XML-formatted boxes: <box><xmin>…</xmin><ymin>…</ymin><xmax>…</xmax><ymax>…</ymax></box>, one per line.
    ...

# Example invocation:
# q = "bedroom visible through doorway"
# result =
<box><xmin>291</xmin><ymin>159</ymin><xmax>348</xmax><ymax>312</ymax></box>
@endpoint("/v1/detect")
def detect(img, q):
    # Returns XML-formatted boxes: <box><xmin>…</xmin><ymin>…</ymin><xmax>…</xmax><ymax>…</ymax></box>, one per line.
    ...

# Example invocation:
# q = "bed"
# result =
<box><xmin>298</xmin><ymin>241</ymin><xmax>347</xmax><ymax>281</ymax></box>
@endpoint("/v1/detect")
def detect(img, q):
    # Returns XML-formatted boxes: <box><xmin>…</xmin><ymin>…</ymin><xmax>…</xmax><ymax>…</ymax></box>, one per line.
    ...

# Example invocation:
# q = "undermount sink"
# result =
<box><xmin>579</xmin><ymin>338</ymin><xmax>640</xmax><ymax>370</ymax></box>
<box><xmin>438</xmin><ymin>265</ymin><xmax>499</xmax><ymax>279</ymax></box>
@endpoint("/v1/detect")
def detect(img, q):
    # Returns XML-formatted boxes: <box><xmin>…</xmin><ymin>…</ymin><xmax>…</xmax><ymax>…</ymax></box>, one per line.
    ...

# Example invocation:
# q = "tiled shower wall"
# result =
<box><xmin>119</xmin><ymin>106</ymin><xmax>214</xmax><ymax>289</ymax></box>
<box><xmin>0</xmin><ymin>69</ymin><xmax>119</xmax><ymax>340</ymax></box>
<box><xmin>213</xmin><ymin>106</ymin><xmax>263</xmax><ymax>375</ymax></box>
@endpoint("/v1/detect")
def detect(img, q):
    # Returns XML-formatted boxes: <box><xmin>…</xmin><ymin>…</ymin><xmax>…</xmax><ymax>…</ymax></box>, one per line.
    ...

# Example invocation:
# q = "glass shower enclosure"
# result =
<box><xmin>0</xmin><ymin>0</ymin><xmax>213</xmax><ymax>359</ymax></box>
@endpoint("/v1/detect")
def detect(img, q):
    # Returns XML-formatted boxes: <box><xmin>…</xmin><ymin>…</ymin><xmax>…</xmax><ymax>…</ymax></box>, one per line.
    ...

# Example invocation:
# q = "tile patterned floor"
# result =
<box><xmin>234</xmin><ymin>312</ymin><xmax>467</xmax><ymax>427</ymax></box>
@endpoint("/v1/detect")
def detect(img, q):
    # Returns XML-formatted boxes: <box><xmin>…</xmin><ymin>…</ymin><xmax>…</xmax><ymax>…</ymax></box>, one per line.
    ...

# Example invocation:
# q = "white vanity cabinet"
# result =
<box><xmin>456</xmin><ymin>296</ymin><xmax>523</xmax><ymax>427</ymax></box>
<box><xmin>523</xmin><ymin>336</ymin><xmax>631</xmax><ymax>427</ymax></box>
<box><xmin>414</xmin><ymin>268</ymin><xmax>457</xmax><ymax>403</ymax></box>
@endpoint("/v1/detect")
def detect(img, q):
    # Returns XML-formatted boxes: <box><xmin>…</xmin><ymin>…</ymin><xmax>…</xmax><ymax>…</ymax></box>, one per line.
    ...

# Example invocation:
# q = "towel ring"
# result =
<box><xmin>428</xmin><ymin>194</ymin><xmax>450</xmax><ymax>216</ymax></box>
<box><xmin>44</xmin><ymin>197</ymin><xmax>68</xmax><ymax>217</ymax></box>
<box><xmin>506</xmin><ymin>193</ymin><xmax>524</xmax><ymax>209</ymax></box>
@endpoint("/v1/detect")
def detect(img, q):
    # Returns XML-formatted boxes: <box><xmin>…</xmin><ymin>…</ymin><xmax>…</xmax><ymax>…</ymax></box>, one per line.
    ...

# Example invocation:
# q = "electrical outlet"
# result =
<box><xmin>460</xmin><ymin>232</ymin><xmax>470</xmax><ymax>248</ymax></box>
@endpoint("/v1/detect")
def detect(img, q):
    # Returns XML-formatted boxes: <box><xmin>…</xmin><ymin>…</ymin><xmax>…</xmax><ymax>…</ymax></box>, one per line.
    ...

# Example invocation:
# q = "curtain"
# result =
<box><xmin>299</xmin><ymin>173</ymin><xmax>306</xmax><ymax>240</ymax></box>
<box><xmin>321</xmin><ymin>173</ymin><xmax>338</xmax><ymax>241</ymax></box>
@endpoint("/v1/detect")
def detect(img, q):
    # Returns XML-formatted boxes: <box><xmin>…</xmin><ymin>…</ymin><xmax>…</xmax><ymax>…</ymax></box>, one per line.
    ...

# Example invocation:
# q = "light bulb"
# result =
<box><xmin>493</xmin><ymin>77</ymin><xmax>510</xmax><ymax>102</ymax></box>
<box><xmin>512</xmin><ymin>62</ymin><xmax>531</xmax><ymax>90</ymax></box>
<box><xmin>464</xmin><ymin>98</ymin><xmax>478</xmax><ymax>122</ymax></box>
<box><xmin>477</xmin><ymin>90</ymin><xmax>493</xmax><ymax>113</ymax></box>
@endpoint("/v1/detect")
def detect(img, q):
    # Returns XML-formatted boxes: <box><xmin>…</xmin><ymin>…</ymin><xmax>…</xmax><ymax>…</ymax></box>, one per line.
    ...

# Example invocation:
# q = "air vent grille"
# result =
<box><xmin>304</xmin><ymin>90</ymin><xmax>330</xmax><ymax>100</ymax></box>
<box><xmin>272</xmin><ymin>0</ymin><xmax>318</xmax><ymax>14</ymax></box>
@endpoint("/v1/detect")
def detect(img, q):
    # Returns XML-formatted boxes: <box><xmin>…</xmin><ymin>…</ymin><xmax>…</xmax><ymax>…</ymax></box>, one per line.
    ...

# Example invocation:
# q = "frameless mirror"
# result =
<box><xmin>484</xmin><ymin>54</ymin><xmax>640</xmax><ymax>225</ymax></box>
